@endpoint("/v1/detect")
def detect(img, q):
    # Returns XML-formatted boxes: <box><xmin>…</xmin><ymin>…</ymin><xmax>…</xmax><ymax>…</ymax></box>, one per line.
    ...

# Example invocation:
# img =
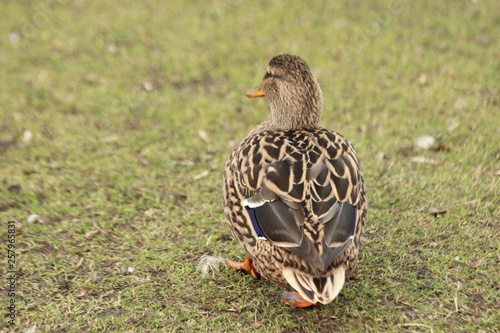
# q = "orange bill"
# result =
<box><xmin>245</xmin><ymin>85</ymin><xmax>265</xmax><ymax>98</ymax></box>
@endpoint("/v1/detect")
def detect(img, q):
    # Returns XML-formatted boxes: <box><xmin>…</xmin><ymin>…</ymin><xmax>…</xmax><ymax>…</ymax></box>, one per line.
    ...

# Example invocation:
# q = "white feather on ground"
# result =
<box><xmin>198</xmin><ymin>255</ymin><xmax>227</xmax><ymax>278</ymax></box>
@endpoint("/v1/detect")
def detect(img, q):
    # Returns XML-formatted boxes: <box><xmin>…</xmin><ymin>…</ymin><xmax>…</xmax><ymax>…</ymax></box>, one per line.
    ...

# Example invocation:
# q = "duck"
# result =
<box><xmin>223</xmin><ymin>54</ymin><xmax>367</xmax><ymax>307</ymax></box>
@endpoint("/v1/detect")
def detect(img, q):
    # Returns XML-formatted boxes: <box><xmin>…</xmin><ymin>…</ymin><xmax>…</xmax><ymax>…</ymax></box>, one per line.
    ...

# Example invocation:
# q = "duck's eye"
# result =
<box><xmin>264</xmin><ymin>70</ymin><xmax>276</xmax><ymax>79</ymax></box>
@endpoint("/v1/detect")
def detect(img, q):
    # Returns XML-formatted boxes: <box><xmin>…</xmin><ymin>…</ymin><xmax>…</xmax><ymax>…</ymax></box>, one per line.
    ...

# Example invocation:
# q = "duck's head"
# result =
<box><xmin>246</xmin><ymin>54</ymin><xmax>324</xmax><ymax>131</ymax></box>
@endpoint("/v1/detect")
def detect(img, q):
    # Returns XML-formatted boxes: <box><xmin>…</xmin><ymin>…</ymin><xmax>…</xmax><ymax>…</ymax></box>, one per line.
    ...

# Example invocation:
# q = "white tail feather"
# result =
<box><xmin>283</xmin><ymin>266</ymin><xmax>346</xmax><ymax>304</ymax></box>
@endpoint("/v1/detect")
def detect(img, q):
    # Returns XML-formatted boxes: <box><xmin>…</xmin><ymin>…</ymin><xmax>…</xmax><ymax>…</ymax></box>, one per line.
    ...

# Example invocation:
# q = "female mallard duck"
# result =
<box><xmin>223</xmin><ymin>54</ymin><xmax>367</xmax><ymax>307</ymax></box>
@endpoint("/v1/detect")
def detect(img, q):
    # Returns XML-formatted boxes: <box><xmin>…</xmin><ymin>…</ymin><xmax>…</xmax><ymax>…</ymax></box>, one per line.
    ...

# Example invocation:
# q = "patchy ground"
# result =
<box><xmin>0</xmin><ymin>1</ymin><xmax>499</xmax><ymax>332</ymax></box>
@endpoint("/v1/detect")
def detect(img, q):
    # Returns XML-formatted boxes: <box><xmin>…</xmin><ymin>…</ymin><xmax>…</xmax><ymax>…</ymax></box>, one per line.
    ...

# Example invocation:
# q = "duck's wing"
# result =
<box><xmin>224</xmin><ymin>129</ymin><xmax>363</xmax><ymax>274</ymax></box>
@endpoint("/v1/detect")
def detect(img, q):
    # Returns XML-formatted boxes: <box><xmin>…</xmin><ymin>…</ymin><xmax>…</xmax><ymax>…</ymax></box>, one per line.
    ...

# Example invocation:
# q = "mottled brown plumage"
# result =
<box><xmin>223</xmin><ymin>54</ymin><xmax>367</xmax><ymax>306</ymax></box>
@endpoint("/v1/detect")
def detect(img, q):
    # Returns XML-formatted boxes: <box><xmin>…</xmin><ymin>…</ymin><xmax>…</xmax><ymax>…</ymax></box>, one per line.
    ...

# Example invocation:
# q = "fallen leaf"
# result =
<box><xmin>428</xmin><ymin>206</ymin><xmax>446</xmax><ymax>216</ymax></box>
<box><xmin>198</xmin><ymin>129</ymin><xmax>210</xmax><ymax>144</ymax></box>
<box><xmin>193</xmin><ymin>170</ymin><xmax>209</xmax><ymax>180</ymax></box>
<box><xmin>174</xmin><ymin>192</ymin><xmax>188</xmax><ymax>200</ymax></box>
<box><xmin>85</xmin><ymin>229</ymin><xmax>101</xmax><ymax>239</ymax></box>
<box><xmin>225</xmin><ymin>304</ymin><xmax>240</xmax><ymax>313</ymax></box>
<box><xmin>411</xmin><ymin>156</ymin><xmax>439</xmax><ymax>165</ymax></box>
<box><xmin>80</xmin><ymin>167</ymin><xmax>91</xmax><ymax>173</ymax></box>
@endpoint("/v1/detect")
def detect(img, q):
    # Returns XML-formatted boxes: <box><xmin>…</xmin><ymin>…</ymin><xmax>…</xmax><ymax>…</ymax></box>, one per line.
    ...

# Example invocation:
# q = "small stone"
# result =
<box><xmin>27</xmin><ymin>214</ymin><xmax>40</xmax><ymax>223</ymax></box>
<box><xmin>22</xmin><ymin>130</ymin><xmax>33</xmax><ymax>143</ymax></box>
<box><xmin>142</xmin><ymin>81</ymin><xmax>155</xmax><ymax>91</ymax></box>
<box><xmin>415</xmin><ymin>135</ymin><xmax>436</xmax><ymax>150</ymax></box>
<box><xmin>418</xmin><ymin>74</ymin><xmax>428</xmax><ymax>85</ymax></box>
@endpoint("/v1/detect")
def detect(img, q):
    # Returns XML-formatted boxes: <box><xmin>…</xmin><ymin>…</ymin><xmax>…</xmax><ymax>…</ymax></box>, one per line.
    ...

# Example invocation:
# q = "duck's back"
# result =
<box><xmin>223</xmin><ymin>125</ymin><xmax>366</xmax><ymax>303</ymax></box>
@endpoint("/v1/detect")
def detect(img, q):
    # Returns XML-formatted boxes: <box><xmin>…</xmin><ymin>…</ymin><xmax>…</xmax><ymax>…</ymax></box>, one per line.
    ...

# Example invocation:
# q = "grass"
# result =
<box><xmin>1</xmin><ymin>0</ymin><xmax>499</xmax><ymax>332</ymax></box>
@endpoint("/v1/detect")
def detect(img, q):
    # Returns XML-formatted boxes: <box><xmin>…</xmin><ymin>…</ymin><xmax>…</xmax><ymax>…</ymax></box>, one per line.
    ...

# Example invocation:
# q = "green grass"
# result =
<box><xmin>1</xmin><ymin>0</ymin><xmax>499</xmax><ymax>332</ymax></box>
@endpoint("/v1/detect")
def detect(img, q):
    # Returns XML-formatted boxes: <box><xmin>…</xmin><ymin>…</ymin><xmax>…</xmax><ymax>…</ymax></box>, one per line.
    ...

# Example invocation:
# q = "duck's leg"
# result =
<box><xmin>282</xmin><ymin>291</ymin><xmax>321</xmax><ymax>308</ymax></box>
<box><xmin>226</xmin><ymin>254</ymin><xmax>259</xmax><ymax>278</ymax></box>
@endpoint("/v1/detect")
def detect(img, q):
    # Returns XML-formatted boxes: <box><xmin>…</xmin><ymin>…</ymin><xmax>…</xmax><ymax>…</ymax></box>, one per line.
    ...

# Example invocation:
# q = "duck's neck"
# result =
<box><xmin>269</xmin><ymin>96</ymin><xmax>323</xmax><ymax>131</ymax></box>
<box><xmin>271</xmin><ymin>107</ymin><xmax>321</xmax><ymax>131</ymax></box>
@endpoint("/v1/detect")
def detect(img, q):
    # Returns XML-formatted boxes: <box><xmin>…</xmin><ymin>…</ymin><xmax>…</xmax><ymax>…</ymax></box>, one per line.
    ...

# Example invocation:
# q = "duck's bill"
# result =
<box><xmin>245</xmin><ymin>86</ymin><xmax>265</xmax><ymax>98</ymax></box>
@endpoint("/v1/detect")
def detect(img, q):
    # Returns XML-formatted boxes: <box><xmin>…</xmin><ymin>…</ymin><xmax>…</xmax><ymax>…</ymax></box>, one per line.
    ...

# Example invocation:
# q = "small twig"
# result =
<box><xmin>74</xmin><ymin>256</ymin><xmax>85</xmax><ymax>270</ymax></box>
<box><xmin>400</xmin><ymin>323</ymin><xmax>434</xmax><ymax>333</ymax></box>
<box><xmin>454</xmin><ymin>281</ymin><xmax>461</xmax><ymax>313</ymax></box>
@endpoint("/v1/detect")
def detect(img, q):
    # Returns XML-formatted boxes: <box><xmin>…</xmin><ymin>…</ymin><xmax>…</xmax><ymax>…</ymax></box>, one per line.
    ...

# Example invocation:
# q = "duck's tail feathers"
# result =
<box><xmin>282</xmin><ymin>265</ymin><xmax>345</xmax><ymax>304</ymax></box>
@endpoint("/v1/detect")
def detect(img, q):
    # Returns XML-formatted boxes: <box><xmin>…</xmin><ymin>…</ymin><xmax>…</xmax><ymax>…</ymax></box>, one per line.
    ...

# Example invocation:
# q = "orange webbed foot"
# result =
<box><xmin>282</xmin><ymin>291</ymin><xmax>321</xmax><ymax>308</ymax></box>
<box><xmin>226</xmin><ymin>254</ymin><xmax>260</xmax><ymax>278</ymax></box>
